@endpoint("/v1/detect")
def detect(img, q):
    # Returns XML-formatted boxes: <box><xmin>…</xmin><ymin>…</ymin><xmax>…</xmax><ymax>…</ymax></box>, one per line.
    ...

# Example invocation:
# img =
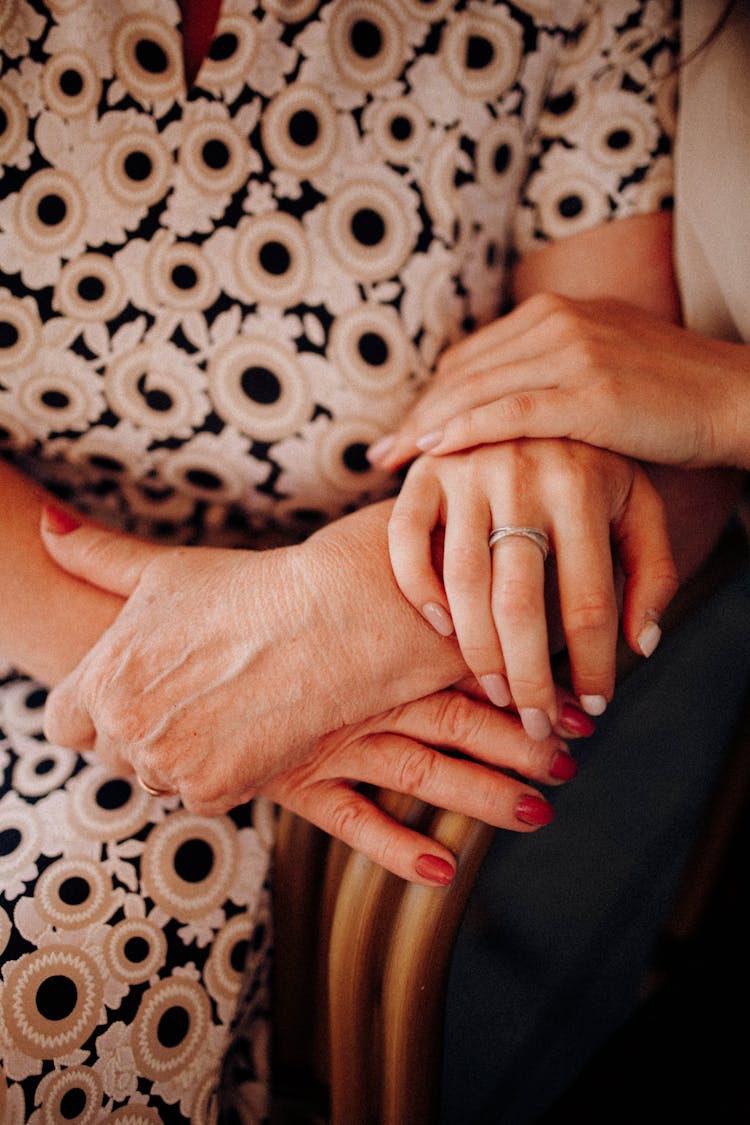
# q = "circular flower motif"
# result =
<box><xmin>521</xmin><ymin>149</ymin><xmax>612</xmax><ymax>245</ymax></box>
<box><xmin>34</xmin><ymin>857</ymin><xmax>116</xmax><ymax>929</ymax></box>
<box><xmin>54</xmin><ymin>253</ymin><xmax>128</xmax><ymax>324</ymax></box>
<box><xmin>111</xmin><ymin>14</ymin><xmax>182</xmax><ymax>106</ymax></box>
<box><xmin>179</xmin><ymin>111</ymin><xmax>253</xmax><ymax>198</ymax></box>
<box><xmin>67</xmin><ymin>765</ymin><xmax>153</xmax><ymax>843</ymax></box>
<box><xmin>142</xmin><ymin>234</ymin><xmax>219</xmax><ymax>312</ymax></box>
<box><xmin>101</xmin><ymin>125</ymin><xmax>173</xmax><ymax>210</ymax></box>
<box><xmin>1</xmin><ymin>944</ymin><xmax>104</xmax><ymax>1058</ymax></box>
<box><xmin>329</xmin><ymin>302</ymin><xmax>413</xmax><ymax>395</ymax></box>
<box><xmin>315</xmin><ymin>415</ymin><xmax>392</xmax><ymax>495</ymax></box>
<box><xmin>104</xmin><ymin>917</ymin><xmax>168</xmax><ymax>984</ymax></box>
<box><xmin>13</xmin><ymin>168</ymin><xmax>87</xmax><ymax>255</ymax></box>
<box><xmin>327</xmin><ymin>0</ymin><xmax>408</xmax><ymax>91</ymax></box>
<box><xmin>208</xmin><ymin>334</ymin><xmax>312</xmax><ymax>441</ymax></box>
<box><xmin>363</xmin><ymin>96</ymin><xmax>429</xmax><ymax>166</ymax></box>
<box><xmin>140</xmin><ymin>811</ymin><xmax>239</xmax><ymax>923</ymax></box>
<box><xmin>104</xmin><ymin>342</ymin><xmax>210</xmax><ymax>441</ymax></box>
<box><xmin>580</xmin><ymin>91</ymin><xmax>659</xmax><ymax>173</ymax></box>
<box><xmin>232</xmin><ymin>212</ymin><xmax>312</xmax><ymax>307</ymax></box>
<box><xmin>131</xmin><ymin>976</ymin><xmax>212</xmax><ymax>1083</ymax></box>
<box><xmin>323</xmin><ymin>168</ymin><xmax>419</xmax><ymax>283</ymax></box>
<box><xmin>204</xmin><ymin>912</ymin><xmax>255</xmax><ymax>1003</ymax></box>
<box><xmin>13</xmin><ymin>740</ymin><xmax>76</xmax><ymax>799</ymax></box>
<box><xmin>197</xmin><ymin>13</ymin><xmax>259</xmax><ymax>94</ymax></box>
<box><xmin>441</xmin><ymin>8</ymin><xmax>523</xmax><ymax>99</ymax></box>
<box><xmin>261</xmin><ymin>82</ymin><xmax>339</xmax><ymax>177</ymax></box>
<box><xmin>41</xmin><ymin>49</ymin><xmax>101</xmax><ymax>118</ymax></box>
<box><xmin>37</xmin><ymin>1066</ymin><xmax>103</xmax><ymax>1125</ymax></box>
<box><xmin>15</xmin><ymin>350</ymin><xmax>105</xmax><ymax>439</ymax></box>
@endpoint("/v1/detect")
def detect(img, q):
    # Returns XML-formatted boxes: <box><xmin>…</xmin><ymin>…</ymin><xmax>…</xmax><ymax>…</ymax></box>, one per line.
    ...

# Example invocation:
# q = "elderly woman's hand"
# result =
<box><xmin>387</xmin><ymin>438</ymin><xmax>678</xmax><ymax>737</ymax></box>
<box><xmin>264</xmin><ymin>686</ymin><xmax>577</xmax><ymax>884</ymax></box>
<box><xmin>39</xmin><ymin>500</ymin><xmax>502</xmax><ymax>814</ymax></box>
<box><xmin>367</xmin><ymin>294</ymin><xmax>750</xmax><ymax>472</ymax></box>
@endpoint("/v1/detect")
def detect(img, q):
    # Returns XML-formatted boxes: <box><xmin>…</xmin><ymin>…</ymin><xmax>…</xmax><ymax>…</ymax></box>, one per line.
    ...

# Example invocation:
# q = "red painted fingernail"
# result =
<box><xmin>415</xmin><ymin>854</ymin><xmax>455</xmax><ymax>885</ymax></box>
<box><xmin>515</xmin><ymin>795</ymin><xmax>554</xmax><ymax>826</ymax></box>
<box><xmin>43</xmin><ymin>504</ymin><xmax>82</xmax><ymax>534</ymax></box>
<box><xmin>550</xmin><ymin>750</ymin><xmax>578</xmax><ymax>781</ymax></box>
<box><xmin>560</xmin><ymin>703</ymin><xmax>596</xmax><ymax>737</ymax></box>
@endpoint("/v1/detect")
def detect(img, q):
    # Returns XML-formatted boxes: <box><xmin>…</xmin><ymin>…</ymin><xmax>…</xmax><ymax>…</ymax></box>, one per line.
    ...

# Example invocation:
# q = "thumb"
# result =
<box><xmin>41</xmin><ymin>503</ymin><xmax>164</xmax><ymax>598</ymax></box>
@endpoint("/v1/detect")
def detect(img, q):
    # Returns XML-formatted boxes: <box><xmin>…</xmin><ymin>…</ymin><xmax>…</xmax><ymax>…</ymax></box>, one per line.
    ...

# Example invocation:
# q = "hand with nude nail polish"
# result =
<box><xmin>386</xmin><ymin>438</ymin><xmax>679</xmax><ymax>738</ymax></box>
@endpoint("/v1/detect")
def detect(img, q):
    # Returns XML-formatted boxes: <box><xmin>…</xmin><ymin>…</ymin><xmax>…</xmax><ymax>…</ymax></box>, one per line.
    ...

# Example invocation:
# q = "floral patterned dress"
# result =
<box><xmin>0</xmin><ymin>1</ymin><xmax>677</xmax><ymax>1121</ymax></box>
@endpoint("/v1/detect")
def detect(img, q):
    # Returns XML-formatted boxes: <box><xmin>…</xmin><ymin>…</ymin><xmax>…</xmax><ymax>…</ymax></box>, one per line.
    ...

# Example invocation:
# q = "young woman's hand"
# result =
<box><xmin>368</xmin><ymin>294</ymin><xmax>750</xmax><ymax>472</ymax></box>
<box><xmin>387</xmin><ymin>439</ymin><xmax>678</xmax><ymax>738</ymax></box>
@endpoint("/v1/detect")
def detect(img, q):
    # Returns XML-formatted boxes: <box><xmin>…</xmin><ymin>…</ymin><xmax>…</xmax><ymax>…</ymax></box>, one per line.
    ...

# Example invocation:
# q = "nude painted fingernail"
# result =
<box><xmin>550</xmin><ymin>750</ymin><xmax>577</xmax><ymax>781</ymax></box>
<box><xmin>415</xmin><ymin>429</ymin><xmax>443</xmax><ymax>452</ymax></box>
<box><xmin>43</xmin><ymin>503</ymin><xmax>82</xmax><ymax>534</ymax></box>
<box><xmin>515</xmin><ymin>795</ymin><xmax>554</xmax><ymax>826</ymax></box>
<box><xmin>480</xmin><ymin>673</ymin><xmax>511</xmax><ymax>708</ymax></box>
<box><xmin>415</xmin><ymin>853</ymin><xmax>455</xmax><ymax>885</ymax></box>
<box><xmin>366</xmin><ymin>435</ymin><xmax>396</xmax><ymax>465</ymax></box>
<box><xmin>637</xmin><ymin>618</ymin><xmax>662</xmax><ymax>658</ymax></box>
<box><xmin>579</xmin><ymin>694</ymin><xmax>608</xmax><ymax>717</ymax></box>
<box><xmin>421</xmin><ymin>601</ymin><xmax>454</xmax><ymax>637</ymax></box>
<box><xmin>520</xmin><ymin>707</ymin><xmax>552</xmax><ymax>741</ymax></box>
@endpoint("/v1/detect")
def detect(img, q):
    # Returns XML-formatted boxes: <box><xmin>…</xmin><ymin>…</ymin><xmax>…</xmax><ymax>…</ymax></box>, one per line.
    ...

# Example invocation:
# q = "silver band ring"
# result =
<box><xmin>489</xmin><ymin>526</ymin><xmax>551</xmax><ymax>561</ymax></box>
<box><xmin>137</xmin><ymin>776</ymin><xmax>175</xmax><ymax>798</ymax></box>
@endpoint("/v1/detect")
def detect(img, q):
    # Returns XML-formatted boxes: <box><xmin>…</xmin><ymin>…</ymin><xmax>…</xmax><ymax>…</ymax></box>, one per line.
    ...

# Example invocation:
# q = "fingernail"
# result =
<box><xmin>415</xmin><ymin>429</ymin><xmax>443</xmax><ymax>453</ymax></box>
<box><xmin>515</xmin><ymin>795</ymin><xmax>554</xmax><ymax>827</ymax></box>
<box><xmin>43</xmin><ymin>504</ymin><xmax>82</xmax><ymax>534</ymax></box>
<box><xmin>415</xmin><ymin>853</ymin><xmax>455</xmax><ymax>885</ymax></box>
<box><xmin>520</xmin><ymin>707</ymin><xmax>552</xmax><ymax>741</ymax></box>
<box><xmin>550</xmin><ymin>750</ymin><xmax>577</xmax><ymax>781</ymax></box>
<box><xmin>560</xmin><ymin>702</ymin><xmax>596</xmax><ymax>737</ymax></box>
<box><xmin>367</xmin><ymin>435</ymin><xmax>396</xmax><ymax>465</ymax></box>
<box><xmin>422</xmin><ymin>601</ymin><xmax>454</xmax><ymax>637</ymax></box>
<box><xmin>480</xmin><ymin>673</ymin><xmax>511</xmax><ymax>708</ymax></box>
<box><xmin>579</xmin><ymin>695</ymin><xmax>608</xmax><ymax>717</ymax></box>
<box><xmin>637</xmin><ymin>618</ymin><xmax>662</xmax><ymax>658</ymax></box>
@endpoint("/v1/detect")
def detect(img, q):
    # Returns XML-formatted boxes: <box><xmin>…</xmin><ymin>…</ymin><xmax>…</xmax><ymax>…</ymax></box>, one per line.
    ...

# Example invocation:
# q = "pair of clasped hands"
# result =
<box><xmin>43</xmin><ymin>295</ymin><xmax>702</xmax><ymax>887</ymax></box>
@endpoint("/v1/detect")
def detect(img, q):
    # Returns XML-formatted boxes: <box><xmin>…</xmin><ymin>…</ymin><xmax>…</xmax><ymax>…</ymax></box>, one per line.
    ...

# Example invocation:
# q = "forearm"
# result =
<box><xmin>0</xmin><ymin>458</ymin><xmax>121</xmax><ymax>684</ymax></box>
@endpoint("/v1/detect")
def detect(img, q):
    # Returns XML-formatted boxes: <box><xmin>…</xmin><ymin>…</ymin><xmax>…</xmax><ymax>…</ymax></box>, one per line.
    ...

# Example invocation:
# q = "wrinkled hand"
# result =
<box><xmin>39</xmin><ymin>502</ymin><xmax>480</xmax><ymax>814</ymax></box>
<box><xmin>388</xmin><ymin>439</ymin><xmax>678</xmax><ymax>734</ymax></box>
<box><xmin>368</xmin><ymin>294</ymin><xmax>750</xmax><ymax>471</ymax></box>
<box><xmin>264</xmin><ymin>686</ymin><xmax>577</xmax><ymax>884</ymax></box>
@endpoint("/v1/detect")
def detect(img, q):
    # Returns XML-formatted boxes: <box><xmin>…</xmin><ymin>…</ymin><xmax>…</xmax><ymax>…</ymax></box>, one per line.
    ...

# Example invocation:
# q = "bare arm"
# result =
<box><xmin>0</xmin><ymin>458</ymin><xmax>121</xmax><ymax>683</ymax></box>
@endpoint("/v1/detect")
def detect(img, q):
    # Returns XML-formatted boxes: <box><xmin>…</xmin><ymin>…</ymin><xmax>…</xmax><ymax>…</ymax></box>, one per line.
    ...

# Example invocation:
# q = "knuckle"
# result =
<box><xmin>432</xmin><ymin>690</ymin><xmax>479</xmax><ymax>746</ymax></box>
<box><xmin>506</xmin><ymin>670</ymin><xmax>552</xmax><ymax>701</ymax></box>
<box><xmin>327</xmin><ymin>794</ymin><xmax>372</xmax><ymax>848</ymax></box>
<box><xmin>564</xmin><ymin>593</ymin><xmax>616</xmax><ymax>639</ymax></box>
<box><xmin>395</xmin><ymin>745</ymin><xmax>438</xmax><ymax>794</ymax></box>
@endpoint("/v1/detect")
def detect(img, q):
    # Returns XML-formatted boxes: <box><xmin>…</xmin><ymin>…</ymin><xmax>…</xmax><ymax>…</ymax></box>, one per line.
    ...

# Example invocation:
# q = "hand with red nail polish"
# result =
<box><xmin>264</xmin><ymin>687</ymin><xmax>573</xmax><ymax>884</ymax></box>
